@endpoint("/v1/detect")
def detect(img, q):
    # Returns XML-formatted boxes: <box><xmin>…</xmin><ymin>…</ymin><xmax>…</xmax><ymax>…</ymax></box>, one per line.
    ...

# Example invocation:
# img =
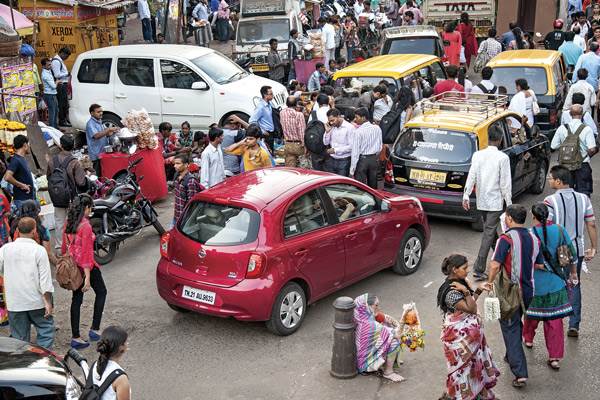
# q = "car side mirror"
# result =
<box><xmin>381</xmin><ymin>200</ymin><xmax>391</xmax><ymax>213</ymax></box>
<box><xmin>192</xmin><ymin>81</ymin><xmax>209</xmax><ymax>90</ymax></box>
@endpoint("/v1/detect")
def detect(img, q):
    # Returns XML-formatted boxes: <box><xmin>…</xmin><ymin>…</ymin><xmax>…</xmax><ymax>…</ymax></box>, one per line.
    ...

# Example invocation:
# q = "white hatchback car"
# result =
<box><xmin>69</xmin><ymin>45</ymin><xmax>287</xmax><ymax>130</ymax></box>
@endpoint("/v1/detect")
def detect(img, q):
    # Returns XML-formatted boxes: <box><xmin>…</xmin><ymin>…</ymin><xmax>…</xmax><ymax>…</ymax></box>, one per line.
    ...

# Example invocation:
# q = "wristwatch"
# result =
<box><xmin>474</xmin><ymin>288</ymin><xmax>483</xmax><ymax>296</ymax></box>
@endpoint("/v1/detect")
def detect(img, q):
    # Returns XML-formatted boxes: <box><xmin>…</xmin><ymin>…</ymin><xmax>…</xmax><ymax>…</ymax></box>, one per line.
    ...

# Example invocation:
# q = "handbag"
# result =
<box><xmin>556</xmin><ymin>227</ymin><xmax>575</xmax><ymax>268</ymax></box>
<box><xmin>473</xmin><ymin>41</ymin><xmax>490</xmax><ymax>73</ymax></box>
<box><xmin>530</xmin><ymin>90</ymin><xmax>540</xmax><ymax>115</ymax></box>
<box><xmin>55</xmin><ymin>235</ymin><xmax>84</xmax><ymax>291</ymax></box>
<box><xmin>494</xmin><ymin>265</ymin><xmax>524</xmax><ymax>321</ymax></box>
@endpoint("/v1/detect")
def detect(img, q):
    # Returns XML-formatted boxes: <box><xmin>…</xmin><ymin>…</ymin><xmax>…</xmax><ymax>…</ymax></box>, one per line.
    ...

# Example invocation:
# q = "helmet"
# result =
<box><xmin>554</xmin><ymin>19</ymin><xmax>564</xmax><ymax>29</ymax></box>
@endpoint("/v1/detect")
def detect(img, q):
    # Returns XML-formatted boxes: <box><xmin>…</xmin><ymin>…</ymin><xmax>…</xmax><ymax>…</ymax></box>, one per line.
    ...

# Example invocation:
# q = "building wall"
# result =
<box><xmin>497</xmin><ymin>0</ymin><xmax>559</xmax><ymax>37</ymax></box>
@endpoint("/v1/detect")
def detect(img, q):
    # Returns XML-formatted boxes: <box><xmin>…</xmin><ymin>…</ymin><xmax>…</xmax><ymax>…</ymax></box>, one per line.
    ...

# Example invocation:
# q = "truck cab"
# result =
<box><xmin>234</xmin><ymin>0</ymin><xmax>302</xmax><ymax>76</ymax></box>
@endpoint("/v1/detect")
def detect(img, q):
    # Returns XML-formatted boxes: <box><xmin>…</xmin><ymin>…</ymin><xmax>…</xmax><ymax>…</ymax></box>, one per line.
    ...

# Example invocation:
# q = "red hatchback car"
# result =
<box><xmin>156</xmin><ymin>168</ymin><xmax>430</xmax><ymax>335</ymax></box>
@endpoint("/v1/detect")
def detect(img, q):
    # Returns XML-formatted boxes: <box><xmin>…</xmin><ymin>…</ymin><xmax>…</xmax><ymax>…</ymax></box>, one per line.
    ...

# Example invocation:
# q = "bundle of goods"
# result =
<box><xmin>122</xmin><ymin>109</ymin><xmax>158</xmax><ymax>149</ymax></box>
<box><xmin>399</xmin><ymin>302</ymin><xmax>425</xmax><ymax>352</ymax></box>
<box><xmin>0</xmin><ymin>119</ymin><xmax>26</xmax><ymax>154</ymax></box>
<box><xmin>308</xmin><ymin>30</ymin><xmax>324</xmax><ymax>58</ymax></box>
<box><xmin>0</xmin><ymin>19</ymin><xmax>21</xmax><ymax>57</ymax></box>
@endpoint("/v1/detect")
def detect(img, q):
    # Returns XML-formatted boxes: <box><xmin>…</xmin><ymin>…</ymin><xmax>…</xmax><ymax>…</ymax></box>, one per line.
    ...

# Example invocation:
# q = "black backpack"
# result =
<box><xmin>476</xmin><ymin>83</ymin><xmax>497</xmax><ymax>99</ymax></box>
<box><xmin>380</xmin><ymin>104</ymin><xmax>403</xmax><ymax>144</ymax></box>
<box><xmin>47</xmin><ymin>155</ymin><xmax>75</xmax><ymax>208</ymax></box>
<box><xmin>271</xmin><ymin>107</ymin><xmax>283</xmax><ymax>139</ymax></box>
<box><xmin>304</xmin><ymin>110</ymin><xmax>327</xmax><ymax>154</ymax></box>
<box><xmin>79</xmin><ymin>362</ymin><xmax>126</xmax><ymax>400</ymax></box>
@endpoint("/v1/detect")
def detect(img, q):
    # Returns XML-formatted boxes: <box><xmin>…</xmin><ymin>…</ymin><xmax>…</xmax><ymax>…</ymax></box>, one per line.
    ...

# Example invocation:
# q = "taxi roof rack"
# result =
<box><xmin>414</xmin><ymin>92</ymin><xmax>508</xmax><ymax>120</ymax></box>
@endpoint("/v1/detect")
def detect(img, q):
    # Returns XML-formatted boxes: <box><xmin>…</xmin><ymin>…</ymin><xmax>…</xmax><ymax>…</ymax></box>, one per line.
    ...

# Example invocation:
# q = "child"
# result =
<box><xmin>172</xmin><ymin>154</ymin><xmax>203</xmax><ymax>227</ymax></box>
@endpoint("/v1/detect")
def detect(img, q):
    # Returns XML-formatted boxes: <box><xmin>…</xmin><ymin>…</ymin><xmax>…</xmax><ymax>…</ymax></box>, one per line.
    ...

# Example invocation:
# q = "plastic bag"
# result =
<box><xmin>484</xmin><ymin>285</ymin><xmax>501</xmax><ymax>321</ymax></box>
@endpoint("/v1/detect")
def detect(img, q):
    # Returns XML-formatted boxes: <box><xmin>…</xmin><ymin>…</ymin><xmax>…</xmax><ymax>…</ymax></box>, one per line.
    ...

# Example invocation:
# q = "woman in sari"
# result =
<box><xmin>524</xmin><ymin>203</ymin><xmax>576</xmax><ymax>370</ymax></box>
<box><xmin>437</xmin><ymin>254</ymin><xmax>499</xmax><ymax>400</ymax></box>
<box><xmin>353</xmin><ymin>293</ymin><xmax>404</xmax><ymax>382</ymax></box>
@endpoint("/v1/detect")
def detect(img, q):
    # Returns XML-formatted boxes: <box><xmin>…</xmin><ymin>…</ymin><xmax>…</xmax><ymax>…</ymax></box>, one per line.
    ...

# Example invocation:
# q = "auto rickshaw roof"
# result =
<box><xmin>332</xmin><ymin>54</ymin><xmax>441</xmax><ymax>80</ymax></box>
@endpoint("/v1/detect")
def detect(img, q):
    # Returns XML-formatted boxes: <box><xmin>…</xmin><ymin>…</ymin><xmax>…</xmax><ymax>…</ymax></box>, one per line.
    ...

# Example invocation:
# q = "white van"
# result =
<box><xmin>69</xmin><ymin>45</ymin><xmax>287</xmax><ymax>130</ymax></box>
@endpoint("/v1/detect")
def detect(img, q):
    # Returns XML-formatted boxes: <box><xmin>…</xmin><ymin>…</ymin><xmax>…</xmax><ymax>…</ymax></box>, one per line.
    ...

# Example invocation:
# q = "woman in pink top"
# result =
<box><xmin>216</xmin><ymin>0</ymin><xmax>230</xmax><ymax>43</ymax></box>
<box><xmin>457</xmin><ymin>12</ymin><xmax>478</xmax><ymax>67</ymax></box>
<box><xmin>62</xmin><ymin>194</ymin><xmax>107</xmax><ymax>349</ymax></box>
<box><xmin>442</xmin><ymin>22</ymin><xmax>462</xmax><ymax>66</ymax></box>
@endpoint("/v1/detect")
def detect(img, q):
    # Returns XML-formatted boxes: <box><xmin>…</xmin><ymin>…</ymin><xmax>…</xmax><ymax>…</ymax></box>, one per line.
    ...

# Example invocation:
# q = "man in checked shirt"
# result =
<box><xmin>350</xmin><ymin>107</ymin><xmax>383</xmax><ymax>189</ymax></box>
<box><xmin>280</xmin><ymin>96</ymin><xmax>306</xmax><ymax>167</ymax></box>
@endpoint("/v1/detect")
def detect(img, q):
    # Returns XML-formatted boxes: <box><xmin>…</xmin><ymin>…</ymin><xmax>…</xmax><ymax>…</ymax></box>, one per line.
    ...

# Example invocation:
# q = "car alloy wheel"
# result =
<box><xmin>403</xmin><ymin>237</ymin><xmax>422</xmax><ymax>270</ymax></box>
<box><xmin>280</xmin><ymin>290</ymin><xmax>304</xmax><ymax>329</ymax></box>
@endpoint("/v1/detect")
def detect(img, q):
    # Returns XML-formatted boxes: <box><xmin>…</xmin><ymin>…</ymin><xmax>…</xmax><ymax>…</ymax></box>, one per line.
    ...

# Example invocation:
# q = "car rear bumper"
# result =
<box><xmin>388</xmin><ymin>185</ymin><xmax>480</xmax><ymax>223</ymax></box>
<box><xmin>156</xmin><ymin>258</ymin><xmax>275</xmax><ymax>321</ymax></box>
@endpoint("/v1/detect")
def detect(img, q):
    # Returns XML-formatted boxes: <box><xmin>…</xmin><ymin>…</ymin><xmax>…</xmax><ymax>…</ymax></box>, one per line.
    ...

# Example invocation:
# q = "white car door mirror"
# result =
<box><xmin>191</xmin><ymin>81</ymin><xmax>208</xmax><ymax>90</ymax></box>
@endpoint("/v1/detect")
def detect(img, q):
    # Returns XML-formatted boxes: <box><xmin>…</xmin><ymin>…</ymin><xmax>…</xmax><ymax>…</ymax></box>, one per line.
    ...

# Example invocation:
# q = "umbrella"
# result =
<box><xmin>0</xmin><ymin>4</ymin><xmax>34</xmax><ymax>36</ymax></box>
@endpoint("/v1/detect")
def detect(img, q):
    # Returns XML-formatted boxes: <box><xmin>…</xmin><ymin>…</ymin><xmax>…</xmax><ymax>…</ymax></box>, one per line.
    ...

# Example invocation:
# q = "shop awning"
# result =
<box><xmin>77</xmin><ymin>0</ymin><xmax>136</xmax><ymax>10</ymax></box>
<box><xmin>0</xmin><ymin>4</ymin><xmax>34</xmax><ymax>36</ymax></box>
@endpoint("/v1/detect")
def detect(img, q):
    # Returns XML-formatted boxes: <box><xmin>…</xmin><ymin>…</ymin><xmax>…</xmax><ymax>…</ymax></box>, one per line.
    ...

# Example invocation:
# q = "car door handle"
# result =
<box><xmin>345</xmin><ymin>232</ymin><xmax>357</xmax><ymax>239</ymax></box>
<box><xmin>163</xmin><ymin>97</ymin><xmax>175</xmax><ymax>102</ymax></box>
<box><xmin>115</xmin><ymin>94</ymin><xmax>127</xmax><ymax>99</ymax></box>
<box><xmin>294</xmin><ymin>249</ymin><xmax>308</xmax><ymax>256</ymax></box>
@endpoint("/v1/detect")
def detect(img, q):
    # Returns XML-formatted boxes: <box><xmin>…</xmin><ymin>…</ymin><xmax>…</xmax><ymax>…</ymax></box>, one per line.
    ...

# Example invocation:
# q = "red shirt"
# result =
<box><xmin>433</xmin><ymin>80</ymin><xmax>465</xmax><ymax>96</ymax></box>
<box><xmin>62</xmin><ymin>217</ymin><xmax>97</xmax><ymax>269</ymax></box>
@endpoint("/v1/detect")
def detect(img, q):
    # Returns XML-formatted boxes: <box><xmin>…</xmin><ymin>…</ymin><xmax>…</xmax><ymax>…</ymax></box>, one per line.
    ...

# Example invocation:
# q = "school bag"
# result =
<box><xmin>558</xmin><ymin>123</ymin><xmax>585</xmax><ymax>171</ymax></box>
<box><xmin>55</xmin><ymin>235</ymin><xmax>83</xmax><ymax>291</ymax></box>
<box><xmin>380</xmin><ymin>104</ymin><xmax>403</xmax><ymax>144</ymax></box>
<box><xmin>304</xmin><ymin>110</ymin><xmax>327</xmax><ymax>154</ymax></box>
<box><xmin>476</xmin><ymin>83</ymin><xmax>497</xmax><ymax>98</ymax></box>
<box><xmin>79</xmin><ymin>362</ymin><xmax>126</xmax><ymax>400</ymax></box>
<box><xmin>48</xmin><ymin>155</ymin><xmax>76</xmax><ymax>208</ymax></box>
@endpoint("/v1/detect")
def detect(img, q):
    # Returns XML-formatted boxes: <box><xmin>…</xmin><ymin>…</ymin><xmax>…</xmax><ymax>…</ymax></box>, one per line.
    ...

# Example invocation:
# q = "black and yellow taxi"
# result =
<box><xmin>385</xmin><ymin>93</ymin><xmax>551</xmax><ymax>230</ymax></box>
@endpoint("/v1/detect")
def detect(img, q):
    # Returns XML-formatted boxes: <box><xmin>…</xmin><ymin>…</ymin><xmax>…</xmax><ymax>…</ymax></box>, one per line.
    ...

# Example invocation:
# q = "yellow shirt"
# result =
<box><xmin>228</xmin><ymin>145</ymin><xmax>272</xmax><ymax>171</ymax></box>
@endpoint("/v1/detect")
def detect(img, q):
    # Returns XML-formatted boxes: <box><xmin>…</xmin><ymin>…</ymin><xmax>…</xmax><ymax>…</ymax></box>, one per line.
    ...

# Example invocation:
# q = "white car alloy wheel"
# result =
<box><xmin>403</xmin><ymin>236</ymin><xmax>422</xmax><ymax>270</ymax></box>
<box><xmin>279</xmin><ymin>291</ymin><xmax>304</xmax><ymax>329</ymax></box>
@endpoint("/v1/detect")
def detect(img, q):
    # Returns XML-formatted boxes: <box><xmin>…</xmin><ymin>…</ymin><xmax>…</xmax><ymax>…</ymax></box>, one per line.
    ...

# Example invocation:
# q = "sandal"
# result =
<box><xmin>524</xmin><ymin>342</ymin><xmax>533</xmax><ymax>349</ymax></box>
<box><xmin>547</xmin><ymin>360</ymin><xmax>560</xmax><ymax>370</ymax></box>
<box><xmin>512</xmin><ymin>378</ymin><xmax>527</xmax><ymax>388</ymax></box>
<box><xmin>382</xmin><ymin>372</ymin><xmax>406</xmax><ymax>383</ymax></box>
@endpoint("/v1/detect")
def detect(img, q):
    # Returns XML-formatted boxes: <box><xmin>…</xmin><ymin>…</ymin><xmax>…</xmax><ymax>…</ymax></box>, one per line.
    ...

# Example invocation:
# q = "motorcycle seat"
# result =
<box><xmin>94</xmin><ymin>197</ymin><xmax>120</xmax><ymax>208</ymax></box>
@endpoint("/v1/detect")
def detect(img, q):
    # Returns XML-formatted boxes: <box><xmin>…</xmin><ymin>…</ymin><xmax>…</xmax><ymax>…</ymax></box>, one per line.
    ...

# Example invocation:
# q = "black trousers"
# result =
<box><xmin>57</xmin><ymin>83</ymin><xmax>69</xmax><ymax>124</ymax></box>
<box><xmin>71</xmin><ymin>267</ymin><xmax>107</xmax><ymax>338</ymax></box>
<box><xmin>573</xmin><ymin>162</ymin><xmax>593</xmax><ymax>197</ymax></box>
<box><xmin>310</xmin><ymin>152</ymin><xmax>330</xmax><ymax>171</ymax></box>
<box><xmin>92</xmin><ymin>159</ymin><xmax>102</xmax><ymax>177</ymax></box>
<box><xmin>355</xmin><ymin>154</ymin><xmax>378</xmax><ymax>189</ymax></box>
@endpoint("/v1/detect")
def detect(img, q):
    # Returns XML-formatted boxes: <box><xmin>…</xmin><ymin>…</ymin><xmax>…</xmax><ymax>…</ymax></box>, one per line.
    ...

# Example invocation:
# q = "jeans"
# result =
<box><xmin>9</xmin><ymin>308</ymin><xmax>55</xmax><ymax>349</ymax></box>
<box><xmin>150</xmin><ymin>16</ymin><xmax>157</xmax><ymax>42</ymax></box>
<box><xmin>327</xmin><ymin>157</ymin><xmax>351</xmax><ymax>177</ymax></box>
<box><xmin>346</xmin><ymin>45</ymin><xmax>355</xmax><ymax>62</ymax></box>
<box><xmin>44</xmin><ymin>93</ymin><xmax>58</xmax><ymax>128</ymax></box>
<box><xmin>565</xmin><ymin>257</ymin><xmax>583</xmax><ymax>330</ymax></box>
<box><xmin>288</xmin><ymin>68</ymin><xmax>296</xmax><ymax>82</ymax></box>
<box><xmin>499</xmin><ymin>308</ymin><xmax>528</xmax><ymax>379</ymax></box>
<box><xmin>573</xmin><ymin>162</ymin><xmax>593</xmax><ymax>197</ymax></box>
<box><xmin>474</xmin><ymin>210</ymin><xmax>503</xmax><ymax>274</ymax></box>
<box><xmin>355</xmin><ymin>154</ymin><xmax>378</xmax><ymax>189</ymax></box>
<box><xmin>11</xmin><ymin>198</ymin><xmax>36</xmax><ymax>214</ymax></box>
<box><xmin>53</xmin><ymin>207</ymin><xmax>68</xmax><ymax>249</ymax></box>
<box><xmin>71</xmin><ymin>268</ymin><xmax>107</xmax><ymax>338</ymax></box>
<box><xmin>310</xmin><ymin>153</ymin><xmax>330</xmax><ymax>171</ymax></box>
<box><xmin>324</xmin><ymin>48</ymin><xmax>335</xmax><ymax>71</ymax></box>
<box><xmin>141</xmin><ymin>18</ymin><xmax>152</xmax><ymax>41</ymax></box>
<box><xmin>56</xmin><ymin>83</ymin><xmax>69</xmax><ymax>124</ymax></box>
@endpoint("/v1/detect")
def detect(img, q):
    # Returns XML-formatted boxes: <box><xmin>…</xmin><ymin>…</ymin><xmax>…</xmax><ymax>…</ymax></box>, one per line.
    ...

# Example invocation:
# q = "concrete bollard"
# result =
<box><xmin>330</xmin><ymin>296</ymin><xmax>357</xmax><ymax>379</ymax></box>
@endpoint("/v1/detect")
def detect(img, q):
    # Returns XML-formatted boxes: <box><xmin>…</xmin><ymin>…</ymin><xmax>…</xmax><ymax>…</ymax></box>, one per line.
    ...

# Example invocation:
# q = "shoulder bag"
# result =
<box><xmin>494</xmin><ymin>260</ymin><xmax>524</xmax><ymax>320</ymax></box>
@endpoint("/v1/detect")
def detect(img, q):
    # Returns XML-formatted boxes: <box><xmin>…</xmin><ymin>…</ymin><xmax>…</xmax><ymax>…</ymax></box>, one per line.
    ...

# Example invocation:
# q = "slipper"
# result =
<box><xmin>382</xmin><ymin>372</ymin><xmax>406</xmax><ymax>383</ymax></box>
<box><xmin>512</xmin><ymin>378</ymin><xmax>527</xmax><ymax>388</ymax></box>
<box><xmin>547</xmin><ymin>360</ymin><xmax>560</xmax><ymax>370</ymax></box>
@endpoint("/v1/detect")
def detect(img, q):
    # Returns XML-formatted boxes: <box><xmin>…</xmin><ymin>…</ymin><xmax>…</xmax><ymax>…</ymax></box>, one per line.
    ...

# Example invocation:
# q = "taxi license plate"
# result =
<box><xmin>251</xmin><ymin>64</ymin><xmax>269</xmax><ymax>72</ymax></box>
<box><xmin>181</xmin><ymin>286</ymin><xmax>216</xmax><ymax>305</ymax></box>
<box><xmin>410</xmin><ymin>169</ymin><xmax>447</xmax><ymax>184</ymax></box>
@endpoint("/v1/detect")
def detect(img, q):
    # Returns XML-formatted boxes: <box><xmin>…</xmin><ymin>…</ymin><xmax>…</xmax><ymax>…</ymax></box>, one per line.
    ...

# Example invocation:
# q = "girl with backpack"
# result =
<box><xmin>84</xmin><ymin>325</ymin><xmax>131</xmax><ymax>400</ymax></box>
<box><xmin>62</xmin><ymin>194</ymin><xmax>108</xmax><ymax>349</ymax></box>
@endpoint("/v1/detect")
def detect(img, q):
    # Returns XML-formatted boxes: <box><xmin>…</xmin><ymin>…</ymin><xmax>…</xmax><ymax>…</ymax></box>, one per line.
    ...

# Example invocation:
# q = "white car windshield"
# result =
<box><xmin>237</xmin><ymin>19</ymin><xmax>290</xmax><ymax>45</ymax></box>
<box><xmin>191</xmin><ymin>53</ymin><xmax>248</xmax><ymax>84</ymax></box>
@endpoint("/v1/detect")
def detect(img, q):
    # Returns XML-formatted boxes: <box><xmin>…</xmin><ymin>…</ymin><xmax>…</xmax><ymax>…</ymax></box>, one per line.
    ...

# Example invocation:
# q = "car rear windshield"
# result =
<box><xmin>384</xmin><ymin>38</ymin><xmax>436</xmax><ymax>55</ymax></box>
<box><xmin>490</xmin><ymin>67</ymin><xmax>548</xmax><ymax>94</ymax></box>
<box><xmin>179</xmin><ymin>201</ymin><xmax>260</xmax><ymax>246</ymax></box>
<box><xmin>394</xmin><ymin>128</ymin><xmax>475</xmax><ymax>164</ymax></box>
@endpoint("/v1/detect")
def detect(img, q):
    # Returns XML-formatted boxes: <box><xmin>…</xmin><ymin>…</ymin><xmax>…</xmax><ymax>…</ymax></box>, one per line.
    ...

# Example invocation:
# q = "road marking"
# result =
<box><xmin>423</xmin><ymin>281</ymin><xmax>433</xmax><ymax>288</ymax></box>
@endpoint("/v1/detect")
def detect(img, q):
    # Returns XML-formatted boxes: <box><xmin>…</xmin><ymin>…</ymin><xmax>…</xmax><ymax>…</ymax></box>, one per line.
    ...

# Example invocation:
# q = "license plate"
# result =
<box><xmin>181</xmin><ymin>286</ymin><xmax>216</xmax><ymax>305</ymax></box>
<box><xmin>410</xmin><ymin>169</ymin><xmax>447</xmax><ymax>184</ymax></box>
<box><xmin>251</xmin><ymin>64</ymin><xmax>269</xmax><ymax>72</ymax></box>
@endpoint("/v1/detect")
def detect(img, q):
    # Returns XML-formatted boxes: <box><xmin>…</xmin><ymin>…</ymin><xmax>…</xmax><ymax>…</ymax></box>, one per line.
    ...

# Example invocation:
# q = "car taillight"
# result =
<box><xmin>549</xmin><ymin>108</ymin><xmax>558</xmax><ymax>125</ymax></box>
<box><xmin>160</xmin><ymin>232</ymin><xmax>170</xmax><ymax>259</ymax></box>
<box><xmin>246</xmin><ymin>253</ymin><xmax>266</xmax><ymax>279</ymax></box>
<box><xmin>385</xmin><ymin>160</ymin><xmax>394</xmax><ymax>184</ymax></box>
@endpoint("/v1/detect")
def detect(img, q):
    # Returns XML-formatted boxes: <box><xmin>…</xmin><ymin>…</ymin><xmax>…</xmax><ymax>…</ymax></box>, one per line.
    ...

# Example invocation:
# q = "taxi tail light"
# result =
<box><xmin>246</xmin><ymin>253</ymin><xmax>266</xmax><ymax>279</ymax></box>
<box><xmin>549</xmin><ymin>109</ymin><xmax>558</xmax><ymax>125</ymax></box>
<box><xmin>385</xmin><ymin>160</ymin><xmax>394</xmax><ymax>184</ymax></box>
<box><xmin>160</xmin><ymin>232</ymin><xmax>170</xmax><ymax>259</ymax></box>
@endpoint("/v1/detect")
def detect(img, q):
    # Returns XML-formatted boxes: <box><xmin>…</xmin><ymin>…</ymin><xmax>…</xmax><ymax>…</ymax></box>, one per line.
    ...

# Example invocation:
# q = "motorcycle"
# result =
<box><xmin>91</xmin><ymin>157</ymin><xmax>166</xmax><ymax>265</ymax></box>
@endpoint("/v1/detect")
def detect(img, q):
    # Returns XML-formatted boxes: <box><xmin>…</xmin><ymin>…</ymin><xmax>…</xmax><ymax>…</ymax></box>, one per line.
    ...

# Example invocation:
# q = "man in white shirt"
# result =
<box><xmin>572</xmin><ymin>26</ymin><xmax>587</xmax><ymax>50</ymax></box>
<box><xmin>309</xmin><ymin>94</ymin><xmax>331</xmax><ymax>124</ymax></box>
<box><xmin>353</xmin><ymin>0</ymin><xmax>365</xmax><ymax>17</ymax></box>
<box><xmin>200</xmin><ymin>127</ymin><xmax>226</xmax><ymax>188</ymax></box>
<box><xmin>138</xmin><ymin>0</ymin><xmax>152</xmax><ymax>42</ymax></box>
<box><xmin>51</xmin><ymin>47</ymin><xmax>71</xmax><ymax>127</ymax></box>
<box><xmin>320</xmin><ymin>17</ymin><xmax>336</xmax><ymax>71</ymax></box>
<box><xmin>470</xmin><ymin>67</ymin><xmax>499</xmax><ymax>95</ymax></box>
<box><xmin>463</xmin><ymin>126</ymin><xmax>512</xmax><ymax>280</ymax></box>
<box><xmin>0</xmin><ymin>218</ymin><xmax>54</xmax><ymax>348</ymax></box>
<box><xmin>324</xmin><ymin>108</ymin><xmax>354</xmax><ymax>176</ymax></box>
<box><xmin>561</xmin><ymin>92</ymin><xmax>598</xmax><ymax>136</ymax></box>
<box><xmin>551</xmin><ymin>104</ymin><xmax>598</xmax><ymax>197</ymax></box>
<box><xmin>563</xmin><ymin>68</ymin><xmax>597</xmax><ymax>114</ymax></box>
<box><xmin>351</xmin><ymin>107</ymin><xmax>383</xmax><ymax>189</ymax></box>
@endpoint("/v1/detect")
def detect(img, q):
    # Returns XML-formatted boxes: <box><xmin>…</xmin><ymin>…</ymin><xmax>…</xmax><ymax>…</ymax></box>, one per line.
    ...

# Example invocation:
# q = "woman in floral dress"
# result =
<box><xmin>437</xmin><ymin>254</ymin><xmax>499</xmax><ymax>400</ymax></box>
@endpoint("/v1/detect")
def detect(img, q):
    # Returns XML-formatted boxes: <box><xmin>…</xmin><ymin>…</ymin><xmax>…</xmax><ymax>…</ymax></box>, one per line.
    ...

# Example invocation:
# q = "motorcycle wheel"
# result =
<box><xmin>90</xmin><ymin>217</ymin><xmax>118</xmax><ymax>265</ymax></box>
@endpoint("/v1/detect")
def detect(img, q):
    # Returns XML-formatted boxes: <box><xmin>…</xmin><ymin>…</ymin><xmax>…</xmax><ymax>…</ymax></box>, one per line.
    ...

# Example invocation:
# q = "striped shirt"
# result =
<box><xmin>350</xmin><ymin>122</ymin><xmax>383</xmax><ymax>175</ymax></box>
<box><xmin>280</xmin><ymin>107</ymin><xmax>306</xmax><ymax>143</ymax></box>
<box><xmin>544</xmin><ymin>188</ymin><xmax>595</xmax><ymax>257</ymax></box>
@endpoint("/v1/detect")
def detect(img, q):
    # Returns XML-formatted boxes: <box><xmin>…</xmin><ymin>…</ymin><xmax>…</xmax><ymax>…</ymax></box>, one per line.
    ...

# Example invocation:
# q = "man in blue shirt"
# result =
<box><xmin>559</xmin><ymin>31</ymin><xmax>584</xmax><ymax>68</ymax></box>
<box><xmin>86</xmin><ymin>104</ymin><xmax>119</xmax><ymax>176</ymax></box>
<box><xmin>574</xmin><ymin>42</ymin><xmax>600</xmax><ymax>91</ymax></box>
<box><xmin>500</xmin><ymin>22</ymin><xmax>516</xmax><ymax>49</ymax></box>
<box><xmin>249</xmin><ymin>86</ymin><xmax>275</xmax><ymax>149</ymax></box>
<box><xmin>3</xmin><ymin>135</ymin><xmax>35</xmax><ymax>211</ymax></box>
